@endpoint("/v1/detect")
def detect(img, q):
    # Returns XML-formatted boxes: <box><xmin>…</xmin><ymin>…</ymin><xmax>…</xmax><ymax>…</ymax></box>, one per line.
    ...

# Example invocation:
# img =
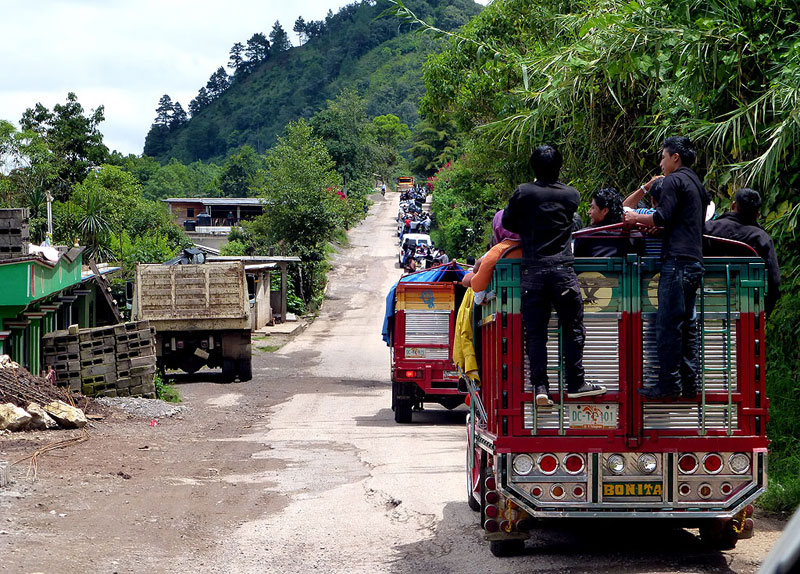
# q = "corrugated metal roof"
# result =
<box><xmin>162</xmin><ymin>198</ymin><xmax>265</xmax><ymax>206</ymax></box>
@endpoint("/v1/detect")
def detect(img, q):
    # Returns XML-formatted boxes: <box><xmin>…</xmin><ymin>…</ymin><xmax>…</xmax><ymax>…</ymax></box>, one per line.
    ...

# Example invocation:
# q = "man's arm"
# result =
<box><xmin>623</xmin><ymin>175</ymin><xmax>663</xmax><ymax>209</ymax></box>
<box><xmin>652</xmin><ymin>176</ymin><xmax>679</xmax><ymax>227</ymax></box>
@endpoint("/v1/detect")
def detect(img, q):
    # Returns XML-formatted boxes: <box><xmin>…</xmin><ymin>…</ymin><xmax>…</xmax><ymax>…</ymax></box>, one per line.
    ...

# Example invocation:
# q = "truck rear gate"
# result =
<box><xmin>470</xmin><ymin>255</ymin><xmax>767</xmax><ymax>552</ymax></box>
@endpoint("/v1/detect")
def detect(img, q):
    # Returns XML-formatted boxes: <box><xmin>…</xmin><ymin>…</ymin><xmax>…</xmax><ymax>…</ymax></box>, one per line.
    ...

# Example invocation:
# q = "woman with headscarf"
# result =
<box><xmin>462</xmin><ymin>209</ymin><xmax>522</xmax><ymax>303</ymax></box>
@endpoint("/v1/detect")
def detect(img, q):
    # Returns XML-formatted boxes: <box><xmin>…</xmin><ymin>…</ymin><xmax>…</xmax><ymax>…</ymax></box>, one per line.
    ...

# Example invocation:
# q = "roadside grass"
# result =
<box><xmin>154</xmin><ymin>373</ymin><xmax>181</xmax><ymax>403</ymax></box>
<box><xmin>254</xmin><ymin>344</ymin><xmax>281</xmax><ymax>352</ymax></box>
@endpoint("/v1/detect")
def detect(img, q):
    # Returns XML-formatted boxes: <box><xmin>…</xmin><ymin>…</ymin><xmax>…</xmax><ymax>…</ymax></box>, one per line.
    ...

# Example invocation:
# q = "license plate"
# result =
<box><xmin>603</xmin><ymin>482</ymin><xmax>663</xmax><ymax>498</ymax></box>
<box><xmin>444</xmin><ymin>370</ymin><xmax>459</xmax><ymax>379</ymax></box>
<box><xmin>405</xmin><ymin>347</ymin><xmax>426</xmax><ymax>358</ymax></box>
<box><xmin>567</xmin><ymin>404</ymin><xmax>618</xmax><ymax>429</ymax></box>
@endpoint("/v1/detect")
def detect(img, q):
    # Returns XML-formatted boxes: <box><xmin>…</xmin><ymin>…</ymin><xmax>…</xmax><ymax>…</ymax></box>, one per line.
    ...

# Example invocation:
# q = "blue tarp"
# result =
<box><xmin>381</xmin><ymin>263</ymin><xmax>467</xmax><ymax>346</ymax></box>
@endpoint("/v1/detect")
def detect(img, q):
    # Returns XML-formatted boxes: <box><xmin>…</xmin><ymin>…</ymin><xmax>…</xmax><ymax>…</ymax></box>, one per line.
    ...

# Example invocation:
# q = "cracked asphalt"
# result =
<box><xmin>0</xmin><ymin>192</ymin><xmax>784</xmax><ymax>573</ymax></box>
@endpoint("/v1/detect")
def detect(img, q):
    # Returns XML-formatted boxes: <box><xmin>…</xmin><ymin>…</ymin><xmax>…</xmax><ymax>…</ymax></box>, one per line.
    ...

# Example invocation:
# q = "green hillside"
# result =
<box><xmin>144</xmin><ymin>0</ymin><xmax>481</xmax><ymax>163</ymax></box>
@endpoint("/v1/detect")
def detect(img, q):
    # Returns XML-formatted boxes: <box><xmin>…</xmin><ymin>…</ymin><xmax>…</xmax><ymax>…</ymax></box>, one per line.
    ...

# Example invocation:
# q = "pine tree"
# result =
<box><xmin>293</xmin><ymin>17</ymin><xmax>307</xmax><ymax>45</ymax></box>
<box><xmin>228</xmin><ymin>42</ymin><xmax>245</xmax><ymax>75</ymax></box>
<box><xmin>206</xmin><ymin>67</ymin><xmax>230</xmax><ymax>98</ymax></box>
<box><xmin>245</xmin><ymin>32</ymin><xmax>270</xmax><ymax>64</ymax></box>
<box><xmin>170</xmin><ymin>102</ymin><xmax>188</xmax><ymax>129</ymax></box>
<box><xmin>154</xmin><ymin>94</ymin><xmax>173</xmax><ymax>126</ymax></box>
<box><xmin>188</xmin><ymin>87</ymin><xmax>211</xmax><ymax>116</ymax></box>
<box><xmin>269</xmin><ymin>21</ymin><xmax>291</xmax><ymax>52</ymax></box>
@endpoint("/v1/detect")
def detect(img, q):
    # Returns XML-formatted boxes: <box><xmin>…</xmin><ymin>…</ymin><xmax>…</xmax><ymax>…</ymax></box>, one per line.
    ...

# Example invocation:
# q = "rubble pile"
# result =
<box><xmin>0</xmin><ymin>355</ymin><xmax>88</xmax><ymax>432</ymax></box>
<box><xmin>43</xmin><ymin>320</ymin><xmax>157</xmax><ymax>399</ymax></box>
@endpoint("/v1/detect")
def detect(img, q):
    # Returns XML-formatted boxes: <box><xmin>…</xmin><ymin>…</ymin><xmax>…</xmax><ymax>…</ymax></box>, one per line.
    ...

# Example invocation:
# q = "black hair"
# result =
<box><xmin>591</xmin><ymin>187</ymin><xmax>623</xmax><ymax>224</ymax></box>
<box><xmin>530</xmin><ymin>145</ymin><xmax>562</xmax><ymax>183</ymax></box>
<box><xmin>466</xmin><ymin>256</ymin><xmax>476</xmax><ymax>265</ymax></box>
<box><xmin>662</xmin><ymin>136</ymin><xmax>697</xmax><ymax>167</ymax></box>
<box><xmin>649</xmin><ymin>178</ymin><xmax>664</xmax><ymax>203</ymax></box>
<box><xmin>735</xmin><ymin>188</ymin><xmax>762</xmax><ymax>222</ymax></box>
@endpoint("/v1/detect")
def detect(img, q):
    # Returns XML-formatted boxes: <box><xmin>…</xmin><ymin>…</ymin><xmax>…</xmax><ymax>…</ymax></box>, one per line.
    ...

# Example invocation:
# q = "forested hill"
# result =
<box><xmin>144</xmin><ymin>0</ymin><xmax>481</xmax><ymax>163</ymax></box>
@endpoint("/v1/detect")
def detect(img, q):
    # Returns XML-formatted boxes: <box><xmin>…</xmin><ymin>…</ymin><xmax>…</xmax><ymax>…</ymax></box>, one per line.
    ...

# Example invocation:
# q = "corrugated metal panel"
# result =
<box><xmin>404</xmin><ymin>310</ymin><xmax>450</xmax><ymax>345</ymax></box>
<box><xmin>642</xmin><ymin>313</ymin><xmax>737</xmax><ymax>393</ymax></box>
<box><xmin>643</xmin><ymin>403</ymin><xmax>738</xmax><ymax>430</ymax></box>
<box><xmin>523</xmin><ymin>314</ymin><xmax>620</xmax><ymax>392</ymax></box>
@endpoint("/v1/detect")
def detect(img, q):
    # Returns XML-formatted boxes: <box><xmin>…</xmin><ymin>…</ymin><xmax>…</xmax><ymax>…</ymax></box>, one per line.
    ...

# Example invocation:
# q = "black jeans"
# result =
<box><xmin>656</xmin><ymin>258</ymin><xmax>704</xmax><ymax>392</ymax></box>
<box><xmin>520</xmin><ymin>265</ymin><xmax>586</xmax><ymax>392</ymax></box>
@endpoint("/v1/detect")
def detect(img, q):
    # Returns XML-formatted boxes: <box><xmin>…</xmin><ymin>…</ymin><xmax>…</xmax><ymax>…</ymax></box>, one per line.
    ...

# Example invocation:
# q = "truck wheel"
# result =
<box><xmin>699</xmin><ymin>519</ymin><xmax>739</xmax><ymax>550</ymax></box>
<box><xmin>221</xmin><ymin>359</ymin><xmax>236</xmax><ymax>383</ymax></box>
<box><xmin>394</xmin><ymin>399</ymin><xmax>412</xmax><ymax>423</ymax></box>
<box><xmin>237</xmin><ymin>359</ymin><xmax>252</xmax><ymax>382</ymax></box>
<box><xmin>489</xmin><ymin>539</ymin><xmax>525</xmax><ymax>557</ymax></box>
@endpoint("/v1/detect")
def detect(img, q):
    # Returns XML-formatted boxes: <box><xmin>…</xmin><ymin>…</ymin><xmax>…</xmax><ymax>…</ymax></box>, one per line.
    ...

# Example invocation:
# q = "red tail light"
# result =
<box><xmin>564</xmin><ymin>454</ymin><xmax>584</xmax><ymax>474</ymax></box>
<box><xmin>573</xmin><ymin>486</ymin><xmax>584</xmax><ymax>497</ymax></box>
<box><xmin>484</xmin><ymin>519</ymin><xmax>499</xmax><ymax>533</ymax></box>
<box><xmin>702</xmin><ymin>453</ymin><xmax>723</xmax><ymax>474</ymax></box>
<box><xmin>678</xmin><ymin>453</ymin><xmax>698</xmax><ymax>474</ymax></box>
<box><xmin>486</xmin><ymin>491</ymin><xmax>500</xmax><ymax>504</ymax></box>
<box><xmin>531</xmin><ymin>486</ymin><xmax>543</xmax><ymax>498</ymax></box>
<box><xmin>678</xmin><ymin>483</ymin><xmax>692</xmax><ymax>496</ymax></box>
<box><xmin>720</xmin><ymin>483</ymin><xmax>732</xmax><ymax>496</ymax></box>
<box><xmin>538</xmin><ymin>454</ymin><xmax>558</xmax><ymax>474</ymax></box>
<box><xmin>485</xmin><ymin>505</ymin><xmax>499</xmax><ymax>518</ymax></box>
<box><xmin>404</xmin><ymin>370</ymin><xmax>418</xmax><ymax>378</ymax></box>
<box><xmin>485</xmin><ymin>476</ymin><xmax>496</xmax><ymax>491</ymax></box>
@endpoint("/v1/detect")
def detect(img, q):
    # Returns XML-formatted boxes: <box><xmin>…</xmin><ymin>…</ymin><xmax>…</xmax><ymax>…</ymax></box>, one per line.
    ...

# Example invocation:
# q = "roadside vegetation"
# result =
<box><xmin>395</xmin><ymin>0</ymin><xmax>800</xmax><ymax>513</ymax></box>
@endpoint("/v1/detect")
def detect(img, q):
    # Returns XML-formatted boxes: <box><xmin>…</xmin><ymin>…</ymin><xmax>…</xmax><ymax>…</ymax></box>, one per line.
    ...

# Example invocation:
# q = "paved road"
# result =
<box><xmin>190</xmin><ymin>193</ymin><xmax>782</xmax><ymax>574</ymax></box>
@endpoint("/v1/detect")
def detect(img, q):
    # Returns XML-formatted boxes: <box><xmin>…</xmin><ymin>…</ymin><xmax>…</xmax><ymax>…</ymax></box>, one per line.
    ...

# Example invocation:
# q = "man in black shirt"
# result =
<box><xmin>624</xmin><ymin>136</ymin><xmax>710</xmax><ymax>399</ymax></box>
<box><xmin>705</xmin><ymin>188</ymin><xmax>780</xmax><ymax>316</ymax></box>
<box><xmin>503</xmin><ymin>146</ymin><xmax>606</xmax><ymax>405</ymax></box>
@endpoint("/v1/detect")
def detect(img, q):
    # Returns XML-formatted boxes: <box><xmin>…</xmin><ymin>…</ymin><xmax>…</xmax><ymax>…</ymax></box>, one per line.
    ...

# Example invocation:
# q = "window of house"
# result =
<box><xmin>187</xmin><ymin>208</ymin><xmax>195</xmax><ymax>218</ymax></box>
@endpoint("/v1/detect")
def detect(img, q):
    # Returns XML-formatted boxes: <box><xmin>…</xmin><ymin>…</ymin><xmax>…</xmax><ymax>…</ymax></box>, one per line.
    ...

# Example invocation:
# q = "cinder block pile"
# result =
<box><xmin>42</xmin><ymin>320</ymin><xmax>157</xmax><ymax>398</ymax></box>
<box><xmin>0</xmin><ymin>208</ymin><xmax>30</xmax><ymax>260</ymax></box>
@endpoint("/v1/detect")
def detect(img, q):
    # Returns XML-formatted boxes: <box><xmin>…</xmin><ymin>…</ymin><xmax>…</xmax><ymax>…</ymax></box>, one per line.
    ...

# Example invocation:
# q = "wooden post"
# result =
<box><xmin>280</xmin><ymin>263</ymin><xmax>288</xmax><ymax>323</ymax></box>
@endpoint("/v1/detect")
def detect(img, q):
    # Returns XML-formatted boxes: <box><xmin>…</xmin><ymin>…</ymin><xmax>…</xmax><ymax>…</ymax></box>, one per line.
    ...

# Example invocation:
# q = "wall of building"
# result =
<box><xmin>250</xmin><ymin>270</ymin><xmax>272</xmax><ymax>330</ymax></box>
<box><xmin>167</xmin><ymin>201</ymin><xmax>205</xmax><ymax>226</ymax></box>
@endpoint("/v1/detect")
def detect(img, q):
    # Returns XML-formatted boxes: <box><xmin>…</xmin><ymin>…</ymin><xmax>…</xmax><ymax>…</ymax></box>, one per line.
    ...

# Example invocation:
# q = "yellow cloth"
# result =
<box><xmin>453</xmin><ymin>288</ymin><xmax>479</xmax><ymax>379</ymax></box>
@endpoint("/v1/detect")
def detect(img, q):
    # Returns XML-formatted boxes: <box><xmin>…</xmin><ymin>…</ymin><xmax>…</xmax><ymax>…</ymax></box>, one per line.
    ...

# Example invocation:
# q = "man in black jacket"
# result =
<box><xmin>624</xmin><ymin>136</ymin><xmax>710</xmax><ymax>399</ymax></box>
<box><xmin>705</xmin><ymin>188</ymin><xmax>780</xmax><ymax>316</ymax></box>
<box><xmin>503</xmin><ymin>146</ymin><xmax>606</xmax><ymax>406</ymax></box>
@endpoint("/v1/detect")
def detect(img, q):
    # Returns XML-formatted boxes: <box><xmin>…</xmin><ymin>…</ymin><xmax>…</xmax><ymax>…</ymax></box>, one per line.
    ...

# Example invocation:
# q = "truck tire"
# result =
<box><xmin>237</xmin><ymin>359</ymin><xmax>252</xmax><ymax>382</ymax></box>
<box><xmin>699</xmin><ymin>519</ymin><xmax>739</xmax><ymax>550</ymax></box>
<box><xmin>467</xmin><ymin>443</ymin><xmax>481</xmax><ymax>512</ymax></box>
<box><xmin>221</xmin><ymin>359</ymin><xmax>237</xmax><ymax>383</ymax></box>
<box><xmin>489</xmin><ymin>539</ymin><xmax>525</xmax><ymax>557</ymax></box>
<box><xmin>392</xmin><ymin>380</ymin><xmax>413</xmax><ymax>423</ymax></box>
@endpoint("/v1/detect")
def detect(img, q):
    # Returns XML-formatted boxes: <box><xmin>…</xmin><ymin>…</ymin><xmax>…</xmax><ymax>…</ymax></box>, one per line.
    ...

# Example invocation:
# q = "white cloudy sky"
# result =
<box><xmin>3</xmin><ymin>0</ymin><xmax>483</xmax><ymax>156</ymax></box>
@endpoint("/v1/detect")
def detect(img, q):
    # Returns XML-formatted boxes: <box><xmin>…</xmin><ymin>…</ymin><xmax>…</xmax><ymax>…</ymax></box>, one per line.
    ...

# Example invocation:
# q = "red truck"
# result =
<box><xmin>466</xmin><ymin>249</ymin><xmax>768</xmax><ymax>556</ymax></box>
<box><xmin>383</xmin><ymin>262</ymin><xmax>468</xmax><ymax>423</ymax></box>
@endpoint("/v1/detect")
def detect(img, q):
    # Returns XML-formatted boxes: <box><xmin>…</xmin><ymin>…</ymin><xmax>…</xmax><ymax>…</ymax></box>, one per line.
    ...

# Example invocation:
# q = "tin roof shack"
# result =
<box><xmin>163</xmin><ymin>198</ymin><xmax>265</xmax><ymax>253</ymax></box>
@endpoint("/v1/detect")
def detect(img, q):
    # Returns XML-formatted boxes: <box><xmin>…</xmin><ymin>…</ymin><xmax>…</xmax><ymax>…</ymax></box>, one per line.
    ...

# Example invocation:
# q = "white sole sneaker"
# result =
<box><xmin>535</xmin><ymin>393</ymin><xmax>553</xmax><ymax>406</ymax></box>
<box><xmin>567</xmin><ymin>384</ymin><xmax>607</xmax><ymax>399</ymax></box>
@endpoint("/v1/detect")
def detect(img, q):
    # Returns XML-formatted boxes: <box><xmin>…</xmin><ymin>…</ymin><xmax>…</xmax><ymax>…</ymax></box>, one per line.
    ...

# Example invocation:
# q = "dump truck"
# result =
<box><xmin>382</xmin><ymin>262</ymin><xmax>467</xmax><ymax>422</ymax></box>
<box><xmin>131</xmin><ymin>260</ymin><xmax>252</xmax><ymax>381</ymax></box>
<box><xmin>465</xmin><ymin>244</ymin><xmax>768</xmax><ymax>556</ymax></box>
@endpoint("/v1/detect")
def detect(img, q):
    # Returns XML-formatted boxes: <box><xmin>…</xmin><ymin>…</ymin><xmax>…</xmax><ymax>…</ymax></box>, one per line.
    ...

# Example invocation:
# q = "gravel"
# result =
<box><xmin>95</xmin><ymin>397</ymin><xmax>188</xmax><ymax>419</ymax></box>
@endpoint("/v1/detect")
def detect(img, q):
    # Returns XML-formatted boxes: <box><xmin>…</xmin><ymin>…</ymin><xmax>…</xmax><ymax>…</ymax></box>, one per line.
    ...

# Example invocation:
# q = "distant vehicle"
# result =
<box><xmin>397</xmin><ymin>176</ymin><xmax>415</xmax><ymax>193</ymax></box>
<box><xmin>131</xmin><ymin>259</ymin><xmax>252</xmax><ymax>382</ymax></box>
<box><xmin>398</xmin><ymin>233</ymin><xmax>432</xmax><ymax>266</ymax></box>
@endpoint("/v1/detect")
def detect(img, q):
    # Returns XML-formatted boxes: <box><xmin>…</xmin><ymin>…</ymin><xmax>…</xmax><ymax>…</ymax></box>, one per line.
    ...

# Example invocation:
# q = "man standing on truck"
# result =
<box><xmin>624</xmin><ymin>136</ymin><xmax>710</xmax><ymax>399</ymax></box>
<box><xmin>503</xmin><ymin>145</ymin><xmax>606</xmax><ymax>405</ymax></box>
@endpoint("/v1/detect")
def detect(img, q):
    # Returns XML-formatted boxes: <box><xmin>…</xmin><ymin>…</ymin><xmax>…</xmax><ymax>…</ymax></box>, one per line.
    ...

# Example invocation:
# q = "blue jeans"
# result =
<box><xmin>656</xmin><ymin>258</ymin><xmax>704</xmax><ymax>392</ymax></box>
<box><xmin>520</xmin><ymin>265</ymin><xmax>586</xmax><ymax>392</ymax></box>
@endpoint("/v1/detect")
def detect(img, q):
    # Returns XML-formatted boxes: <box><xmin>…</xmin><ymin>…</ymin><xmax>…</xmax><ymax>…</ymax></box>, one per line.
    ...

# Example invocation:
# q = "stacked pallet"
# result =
<box><xmin>41</xmin><ymin>332</ymin><xmax>81</xmax><ymax>392</ymax></box>
<box><xmin>42</xmin><ymin>321</ymin><xmax>157</xmax><ymax>398</ymax></box>
<box><xmin>0</xmin><ymin>208</ymin><xmax>30</xmax><ymax>260</ymax></box>
<box><xmin>113</xmin><ymin>322</ymin><xmax>157</xmax><ymax>398</ymax></box>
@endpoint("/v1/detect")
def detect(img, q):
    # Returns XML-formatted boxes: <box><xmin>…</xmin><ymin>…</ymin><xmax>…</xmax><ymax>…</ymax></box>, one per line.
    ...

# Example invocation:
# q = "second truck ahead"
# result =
<box><xmin>132</xmin><ymin>260</ymin><xmax>252</xmax><ymax>381</ymax></box>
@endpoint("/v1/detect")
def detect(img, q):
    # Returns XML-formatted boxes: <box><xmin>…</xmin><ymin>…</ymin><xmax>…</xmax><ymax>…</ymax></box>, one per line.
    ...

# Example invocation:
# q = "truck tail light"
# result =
<box><xmin>678</xmin><ymin>453</ymin><xmax>698</xmax><ymax>474</ymax></box>
<box><xmin>404</xmin><ymin>370</ymin><xmax>418</xmax><ymax>378</ymax></box>
<box><xmin>485</xmin><ymin>476</ymin><xmax>496</xmax><ymax>491</ymax></box>
<box><xmin>484</xmin><ymin>519</ymin><xmax>499</xmax><ymax>533</ymax></box>
<box><xmin>564</xmin><ymin>454</ymin><xmax>584</xmax><ymax>474</ymax></box>
<box><xmin>538</xmin><ymin>454</ymin><xmax>559</xmax><ymax>475</ymax></box>
<box><xmin>531</xmin><ymin>486</ymin><xmax>543</xmax><ymax>498</ymax></box>
<box><xmin>678</xmin><ymin>483</ymin><xmax>691</xmax><ymax>497</ymax></box>
<box><xmin>572</xmin><ymin>485</ymin><xmax>584</xmax><ymax>497</ymax></box>
<box><xmin>702</xmin><ymin>453</ymin><xmax>723</xmax><ymax>474</ymax></box>
<box><xmin>698</xmin><ymin>483</ymin><xmax>713</xmax><ymax>499</ymax></box>
<box><xmin>550</xmin><ymin>484</ymin><xmax>565</xmax><ymax>499</ymax></box>
<box><xmin>729</xmin><ymin>453</ymin><xmax>751</xmax><ymax>474</ymax></box>
<box><xmin>720</xmin><ymin>483</ymin><xmax>733</xmax><ymax>496</ymax></box>
<box><xmin>176</xmin><ymin>341</ymin><xmax>184</xmax><ymax>349</ymax></box>
<box><xmin>485</xmin><ymin>505</ymin><xmax>499</xmax><ymax>518</ymax></box>
<box><xmin>485</xmin><ymin>491</ymin><xmax>500</xmax><ymax>504</ymax></box>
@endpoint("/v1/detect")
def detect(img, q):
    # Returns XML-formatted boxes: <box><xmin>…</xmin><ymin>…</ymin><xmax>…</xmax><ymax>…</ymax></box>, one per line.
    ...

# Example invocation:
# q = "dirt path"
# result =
<box><xmin>0</xmin><ymin>192</ymin><xmax>785</xmax><ymax>573</ymax></box>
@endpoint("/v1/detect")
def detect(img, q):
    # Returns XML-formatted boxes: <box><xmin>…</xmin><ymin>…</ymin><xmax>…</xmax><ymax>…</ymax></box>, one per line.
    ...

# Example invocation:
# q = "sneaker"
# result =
<box><xmin>534</xmin><ymin>385</ymin><xmax>553</xmax><ymax>406</ymax></box>
<box><xmin>638</xmin><ymin>386</ymin><xmax>680</xmax><ymax>400</ymax></box>
<box><xmin>567</xmin><ymin>382</ymin><xmax>607</xmax><ymax>398</ymax></box>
